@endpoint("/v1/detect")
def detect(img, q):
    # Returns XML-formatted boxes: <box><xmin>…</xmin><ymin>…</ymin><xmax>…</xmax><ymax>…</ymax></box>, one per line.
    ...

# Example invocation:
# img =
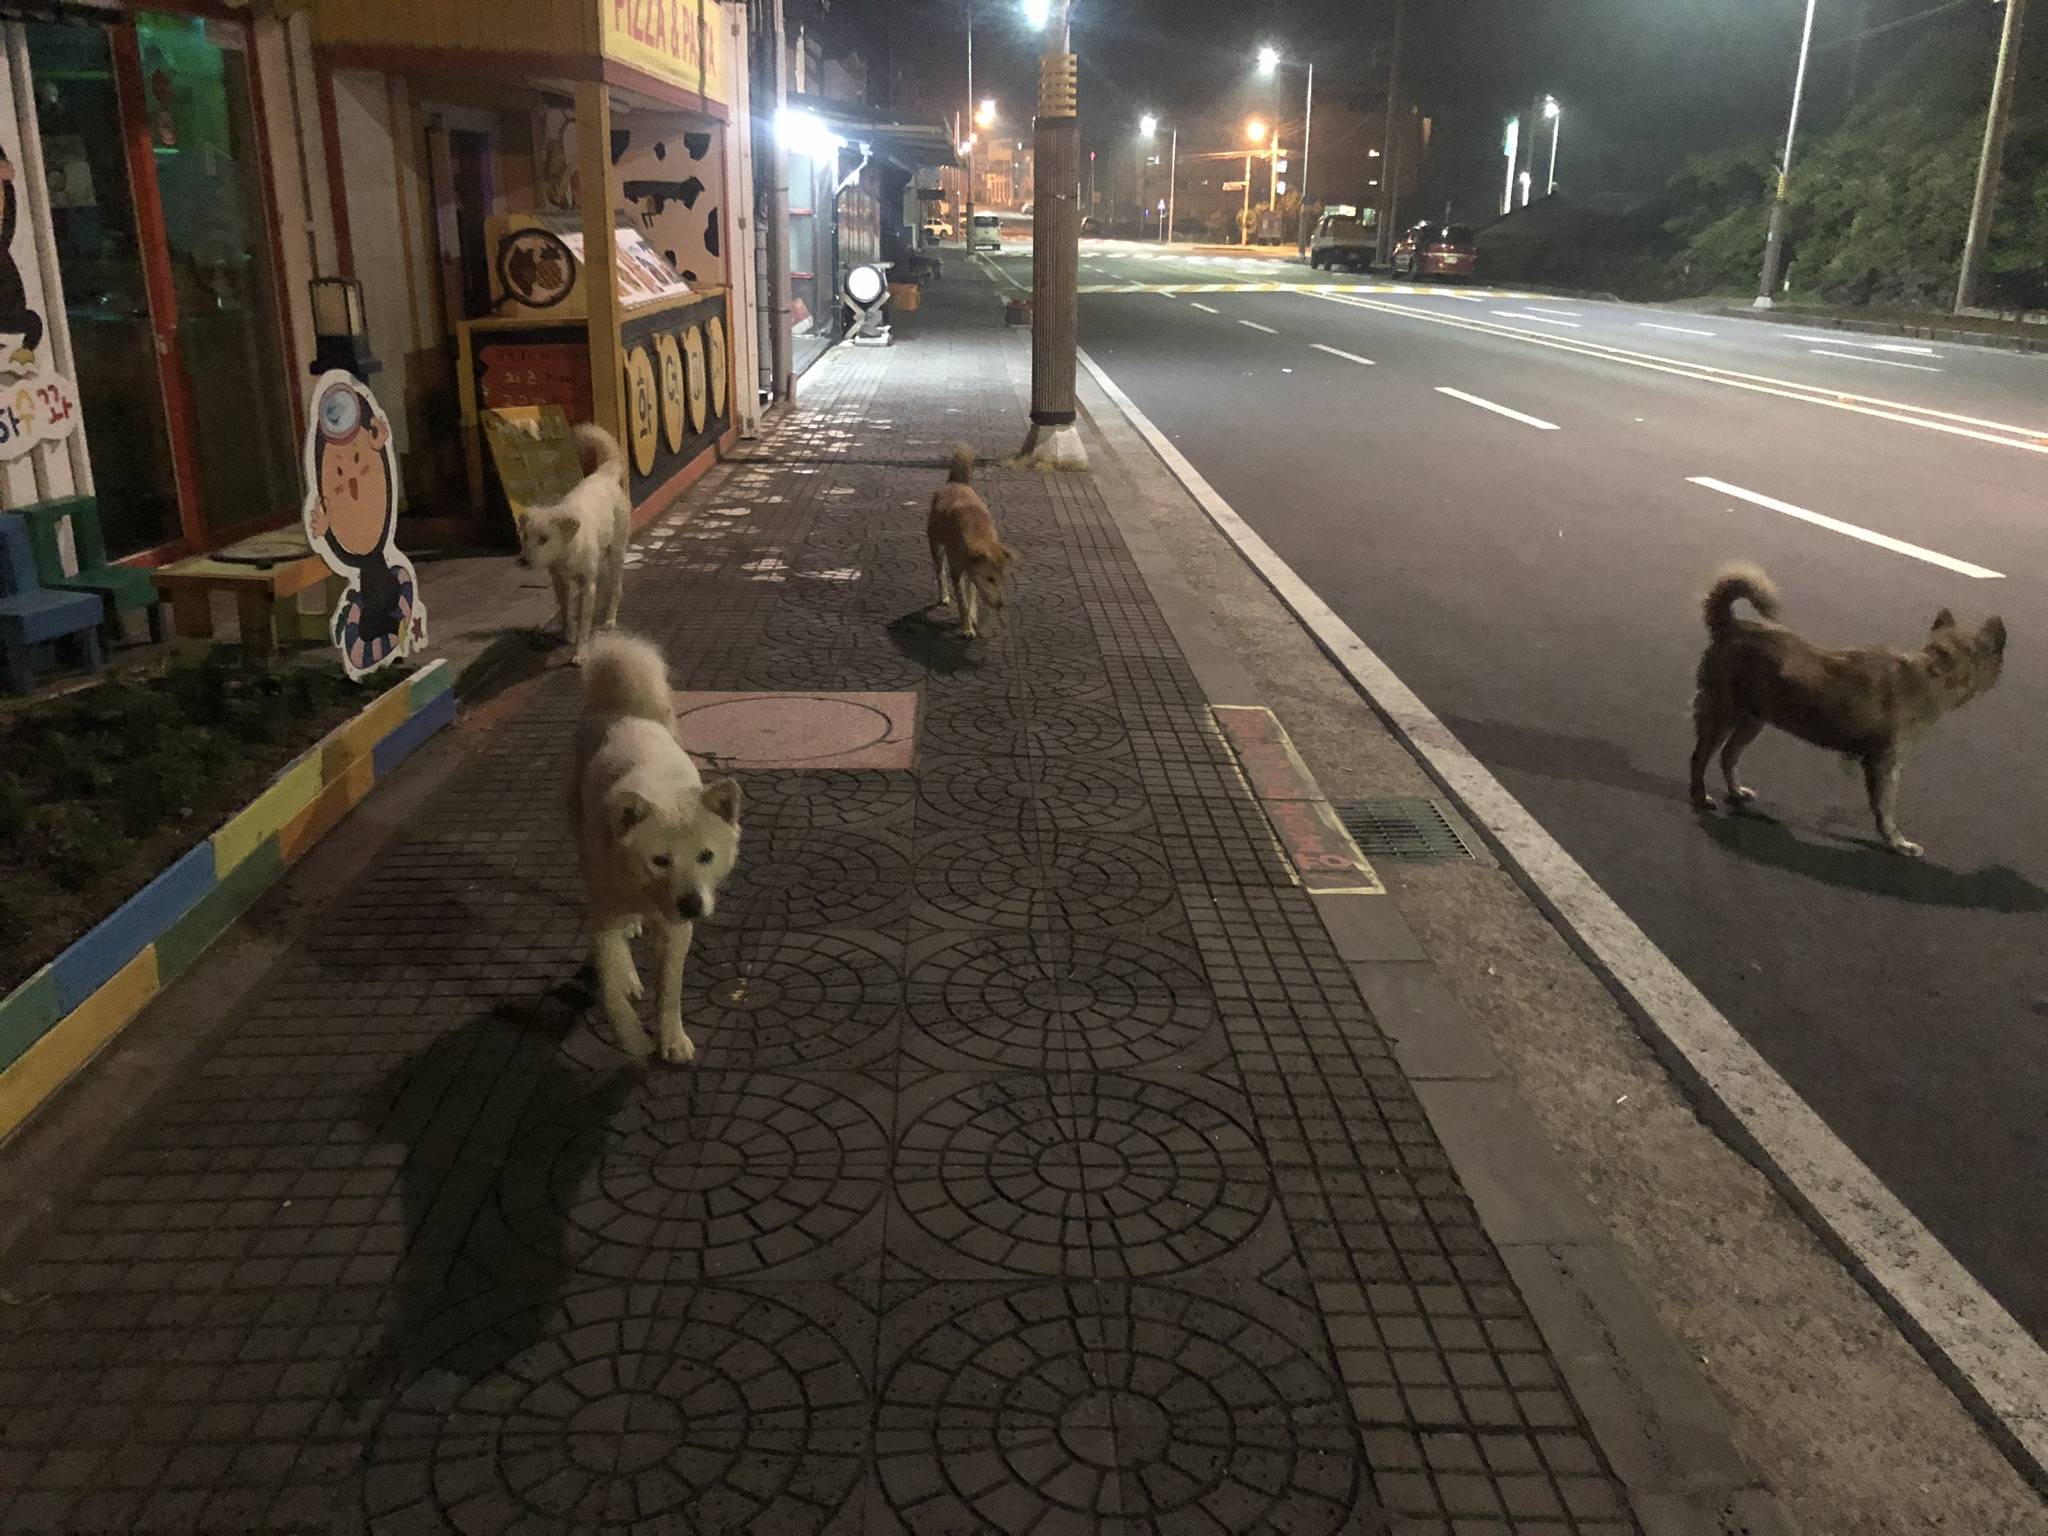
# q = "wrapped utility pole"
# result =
<box><xmin>1955</xmin><ymin>0</ymin><xmax>2028</xmax><ymax>315</ymax></box>
<box><xmin>766</xmin><ymin>0</ymin><xmax>795</xmax><ymax>403</ymax></box>
<box><xmin>1021</xmin><ymin>11</ymin><xmax>1085</xmax><ymax>470</ymax></box>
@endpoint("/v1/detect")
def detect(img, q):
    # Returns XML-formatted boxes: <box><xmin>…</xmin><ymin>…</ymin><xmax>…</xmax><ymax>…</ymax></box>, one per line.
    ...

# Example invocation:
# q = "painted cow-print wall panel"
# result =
<box><xmin>611</xmin><ymin>113</ymin><xmax>725</xmax><ymax>289</ymax></box>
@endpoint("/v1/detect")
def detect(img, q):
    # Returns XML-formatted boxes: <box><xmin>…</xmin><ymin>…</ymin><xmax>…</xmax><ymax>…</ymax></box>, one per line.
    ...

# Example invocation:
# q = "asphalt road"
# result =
<box><xmin>1000</xmin><ymin>240</ymin><xmax>2048</xmax><ymax>1344</ymax></box>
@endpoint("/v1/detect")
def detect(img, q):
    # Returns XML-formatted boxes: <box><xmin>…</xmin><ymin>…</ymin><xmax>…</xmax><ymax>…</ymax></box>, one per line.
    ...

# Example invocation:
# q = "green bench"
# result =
<box><xmin>19</xmin><ymin>497</ymin><xmax>166</xmax><ymax>645</ymax></box>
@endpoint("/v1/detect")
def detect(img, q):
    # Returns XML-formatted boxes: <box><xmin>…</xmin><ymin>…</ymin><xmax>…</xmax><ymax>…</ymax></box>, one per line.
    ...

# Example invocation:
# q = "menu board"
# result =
<box><xmin>481</xmin><ymin>405</ymin><xmax>585</xmax><ymax>524</ymax></box>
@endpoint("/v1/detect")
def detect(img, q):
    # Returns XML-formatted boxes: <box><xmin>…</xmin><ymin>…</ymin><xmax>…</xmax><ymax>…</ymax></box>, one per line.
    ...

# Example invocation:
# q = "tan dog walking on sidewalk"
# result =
<box><xmin>1689</xmin><ymin>563</ymin><xmax>2006</xmax><ymax>858</ymax></box>
<box><xmin>929</xmin><ymin>445</ymin><xmax>1017</xmax><ymax>640</ymax></box>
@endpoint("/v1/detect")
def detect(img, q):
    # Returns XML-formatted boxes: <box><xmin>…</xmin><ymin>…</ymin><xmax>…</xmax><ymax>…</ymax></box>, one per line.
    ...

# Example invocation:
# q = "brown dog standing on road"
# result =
<box><xmin>928</xmin><ymin>446</ymin><xmax>1016</xmax><ymax>640</ymax></box>
<box><xmin>1689</xmin><ymin>562</ymin><xmax>2006</xmax><ymax>858</ymax></box>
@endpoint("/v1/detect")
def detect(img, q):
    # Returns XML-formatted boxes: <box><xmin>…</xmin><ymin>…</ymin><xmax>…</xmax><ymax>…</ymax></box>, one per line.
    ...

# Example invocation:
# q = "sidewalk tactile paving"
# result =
<box><xmin>0</xmin><ymin>276</ymin><xmax>1639</xmax><ymax>1534</ymax></box>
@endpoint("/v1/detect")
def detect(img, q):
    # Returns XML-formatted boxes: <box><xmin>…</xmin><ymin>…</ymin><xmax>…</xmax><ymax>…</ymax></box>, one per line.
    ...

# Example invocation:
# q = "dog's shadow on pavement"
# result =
<box><xmin>341</xmin><ymin>983</ymin><xmax>636</xmax><ymax>1421</ymax></box>
<box><xmin>887</xmin><ymin>607</ymin><xmax>989</xmax><ymax>676</ymax></box>
<box><xmin>1442</xmin><ymin>715</ymin><xmax>1688</xmax><ymax>802</ymax></box>
<box><xmin>1700</xmin><ymin>810</ymin><xmax>2048</xmax><ymax>913</ymax></box>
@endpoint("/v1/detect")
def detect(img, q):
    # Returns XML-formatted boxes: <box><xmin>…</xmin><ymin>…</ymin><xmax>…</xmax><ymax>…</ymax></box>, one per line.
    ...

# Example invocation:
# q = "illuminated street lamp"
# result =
<box><xmin>1255</xmin><ymin>45</ymin><xmax>1317</xmax><ymax>249</ymax></box>
<box><xmin>1140</xmin><ymin>113</ymin><xmax>1178</xmax><ymax>244</ymax></box>
<box><xmin>1239</xmin><ymin>120</ymin><xmax>1268</xmax><ymax>246</ymax></box>
<box><xmin>976</xmin><ymin>98</ymin><xmax>996</xmax><ymax>128</ymax></box>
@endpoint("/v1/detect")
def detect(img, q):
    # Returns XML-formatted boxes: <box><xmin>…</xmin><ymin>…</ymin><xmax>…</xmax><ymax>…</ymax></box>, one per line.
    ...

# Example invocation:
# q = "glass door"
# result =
<box><xmin>131</xmin><ymin>11</ymin><xmax>296</xmax><ymax>542</ymax></box>
<box><xmin>22</xmin><ymin>19</ymin><xmax>182</xmax><ymax>558</ymax></box>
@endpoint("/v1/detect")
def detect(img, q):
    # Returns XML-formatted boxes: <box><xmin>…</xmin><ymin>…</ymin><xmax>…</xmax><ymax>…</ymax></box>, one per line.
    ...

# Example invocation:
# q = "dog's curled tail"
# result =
<box><xmin>947</xmin><ymin>444</ymin><xmax>975</xmax><ymax>485</ymax></box>
<box><xmin>575</xmin><ymin>422</ymin><xmax>629</xmax><ymax>488</ymax></box>
<box><xmin>1703</xmin><ymin>563</ymin><xmax>1781</xmax><ymax>632</ymax></box>
<box><xmin>582</xmin><ymin>633</ymin><xmax>677</xmax><ymax>730</ymax></box>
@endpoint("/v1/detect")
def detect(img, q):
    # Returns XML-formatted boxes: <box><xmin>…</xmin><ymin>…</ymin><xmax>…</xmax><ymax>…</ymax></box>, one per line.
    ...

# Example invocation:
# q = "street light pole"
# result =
<box><xmin>1755</xmin><ymin>0</ymin><xmax>1819</xmax><ymax>309</ymax></box>
<box><xmin>1165</xmin><ymin>126</ymin><xmax>1177</xmax><ymax>244</ymax></box>
<box><xmin>1241</xmin><ymin>153</ymin><xmax>1252</xmax><ymax>246</ymax></box>
<box><xmin>1955</xmin><ymin>0</ymin><xmax>2029</xmax><ymax>314</ymax></box>
<box><xmin>1022</xmin><ymin>0</ymin><xmax>1086</xmax><ymax>469</ymax></box>
<box><xmin>1544</xmin><ymin>97</ymin><xmax>1561</xmax><ymax>195</ymax></box>
<box><xmin>1376</xmin><ymin>0</ymin><xmax>1405</xmax><ymax>265</ymax></box>
<box><xmin>963</xmin><ymin>1</ymin><xmax>974</xmax><ymax>252</ymax></box>
<box><xmin>1299</xmin><ymin>62</ymin><xmax>1315</xmax><ymax>250</ymax></box>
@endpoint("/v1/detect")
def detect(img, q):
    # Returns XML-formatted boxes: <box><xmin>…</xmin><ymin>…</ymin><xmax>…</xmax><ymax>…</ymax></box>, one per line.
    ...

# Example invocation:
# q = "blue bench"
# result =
<box><xmin>0</xmin><ymin>511</ymin><xmax>104</xmax><ymax>696</ymax></box>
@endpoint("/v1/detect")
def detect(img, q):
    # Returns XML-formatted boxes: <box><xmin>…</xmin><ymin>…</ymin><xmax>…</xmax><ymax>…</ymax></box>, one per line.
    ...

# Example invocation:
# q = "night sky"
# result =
<box><xmin>868</xmin><ymin>0</ymin><xmax>2007</xmax><ymax>217</ymax></box>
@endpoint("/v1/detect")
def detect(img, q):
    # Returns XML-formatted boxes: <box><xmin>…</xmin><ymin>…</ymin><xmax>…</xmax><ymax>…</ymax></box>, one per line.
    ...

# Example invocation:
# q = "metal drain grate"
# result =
<box><xmin>1335</xmin><ymin>798</ymin><xmax>1476</xmax><ymax>861</ymax></box>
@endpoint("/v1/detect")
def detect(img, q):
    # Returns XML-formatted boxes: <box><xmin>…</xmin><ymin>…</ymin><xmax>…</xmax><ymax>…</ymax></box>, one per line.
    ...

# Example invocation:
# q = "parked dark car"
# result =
<box><xmin>1391</xmin><ymin>221</ymin><xmax>1479</xmax><ymax>281</ymax></box>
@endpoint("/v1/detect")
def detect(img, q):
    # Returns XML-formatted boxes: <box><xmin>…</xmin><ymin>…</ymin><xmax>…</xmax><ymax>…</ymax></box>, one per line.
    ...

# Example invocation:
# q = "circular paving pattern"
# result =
<box><xmin>742</xmin><ymin>644</ymin><xmax>928</xmax><ymax>693</ymax></box>
<box><xmin>895</xmin><ymin>1073</ymin><xmax>1267</xmax><ymax>1275</ymax></box>
<box><xmin>722</xmin><ymin>829</ymin><xmax>910</xmax><ymax>929</ymax></box>
<box><xmin>934</xmin><ymin>650</ymin><xmax>1109</xmax><ymax>697</ymax></box>
<box><xmin>914</xmin><ymin>830</ymin><xmax>1174</xmax><ymax>931</ymax></box>
<box><xmin>917</xmin><ymin>755</ymin><xmax>1145</xmax><ymax>834</ymax></box>
<box><xmin>906</xmin><ymin>932</ymin><xmax>1211</xmax><ymax>1069</ymax></box>
<box><xmin>499</xmin><ymin>1071</ymin><xmax>886</xmax><ymax>1281</ymax></box>
<box><xmin>918</xmin><ymin>698</ymin><xmax>1129</xmax><ymax>760</ymax></box>
<box><xmin>739</xmin><ymin>769</ymin><xmax>915</xmax><ymax>831</ymax></box>
<box><xmin>683</xmin><ymin>931</ymin><xmax>901</xmax><ymax>1067</ymax></box>
<box><xmin>877</xmin><ymin>1283</ymin><xmax>1361</xmax><ymax>1532</ymax></box>
<box><xmin>370</xmin><ymin>1288</ymin><xmax>866</xmax><ymax>1533</ymax></box>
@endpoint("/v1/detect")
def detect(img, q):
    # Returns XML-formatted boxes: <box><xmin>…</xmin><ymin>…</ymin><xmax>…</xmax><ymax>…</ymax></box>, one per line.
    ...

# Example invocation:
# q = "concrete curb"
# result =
<box><xmin>1067</xmin><ymin>351</ymin><xmax>1792</xmax><ymax>1534</ymax></box>
<box><xmin>1709</xmin><ymin>305</ymin><xmax>2048</xmax><ymax>356</ymax></box>
<box><xmin>0</xmin><ymin>660</ymin><xmax>455</xmax><ymax>1143</ymax></box>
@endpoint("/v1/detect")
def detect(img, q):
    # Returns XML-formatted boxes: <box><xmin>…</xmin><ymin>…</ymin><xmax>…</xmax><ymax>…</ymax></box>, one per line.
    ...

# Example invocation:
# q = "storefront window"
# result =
<box><xmin>23</xmin><ymin>20</ymin><xmax>180</xmax><ymax>558</ymax></box>
<box><xmin>136</xmin><ymin>13</ymin><xmax>295</xmax><ymax>541</ymax></box>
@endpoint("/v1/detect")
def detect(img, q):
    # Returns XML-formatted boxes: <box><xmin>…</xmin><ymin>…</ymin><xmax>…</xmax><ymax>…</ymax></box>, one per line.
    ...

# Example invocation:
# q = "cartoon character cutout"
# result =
<box><xmin>302</xmin><ymin>372</ymin><xmax>425</xmax><ymax>679</ymax></box>
<box><xmin>0</xmin><ymin>148</ymin><xmax>47</xmax><ymax>371</ymax></box>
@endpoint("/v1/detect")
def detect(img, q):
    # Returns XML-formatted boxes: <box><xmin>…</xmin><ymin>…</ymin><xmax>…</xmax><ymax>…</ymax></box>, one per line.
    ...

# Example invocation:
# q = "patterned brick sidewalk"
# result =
<box><xmin>0</xmin><ymin>277</ymin><xmax>1637</xmax><ymax>1534</ymax></box>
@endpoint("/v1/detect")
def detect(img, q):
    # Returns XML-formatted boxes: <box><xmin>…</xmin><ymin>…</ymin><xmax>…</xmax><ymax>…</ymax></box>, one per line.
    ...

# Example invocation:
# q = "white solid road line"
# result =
<box><xmin>1308</xmin><ymin>292</ymin><xmax>2048</xmax><ymax>456</ymax></box>
<box><xmin>1436</xmin><ymin>386</ymin><xmax>1560</xmax><ymax>431</ymax></box>
<box><xmin>1790</xmin><ymin>334</ymin><xmax>1938</xmax><ymax>356</ymax></box>
<box><xmin>1638</xmin><ymin>321</ymin><xmax>1717</xmax><ymax>337</ymax></box>
<box><xmin>1687</xmin><ymin>476</ymin><xmax>2003</xmax><ymax>579</ymax></box>
<box><xmin>1076</xmin><ymin>343</ymin><xmax>2048</xmax><ymax>1490</ymax></box>
<box><xmin>1189</xmin><ymin>302</ymin><xmax>1219</xmax><ymax>314</ymax></box>
<box><xmin>1809</xmin><ymin>348</ymin><xmax>1943</xmax><ymax>373</ymax></box>
<box><xmin>1238</xmin><ymin>320</ymin><xmax>1279</xmax><ymax>334</ymax></box>
<box><xmin>1527</xmin><ymin>306</ymin><xmax>1584</xmax><ymax>316</ymax></box>
<box><xmin>1493</xmin><ymin>310</ymin><xmax>1582</xmax><ymax>327</ymax></box>
<box><xmin>1311</xmin><ymin>344</ymin><xmax>1376</xmax><ymax>366</ymax></box>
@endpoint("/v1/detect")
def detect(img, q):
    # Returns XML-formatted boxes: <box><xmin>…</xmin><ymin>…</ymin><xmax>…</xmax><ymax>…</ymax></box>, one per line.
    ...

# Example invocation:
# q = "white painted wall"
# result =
<box><xmin>331</xmin><ymin>68</ymin><xmax>437</xmax><ymax>498</ymax></box>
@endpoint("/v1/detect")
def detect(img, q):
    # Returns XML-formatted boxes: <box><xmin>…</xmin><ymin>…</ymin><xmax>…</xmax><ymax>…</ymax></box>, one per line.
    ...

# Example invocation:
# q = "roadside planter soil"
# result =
<box><xmin>0</xmin><ymin>656</ymin><xmax>454</xmax><ymax>1140</ymax></box>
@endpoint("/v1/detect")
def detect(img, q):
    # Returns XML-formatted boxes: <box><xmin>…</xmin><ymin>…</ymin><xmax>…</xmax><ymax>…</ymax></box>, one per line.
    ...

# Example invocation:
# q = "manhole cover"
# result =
<box><xmin>675</xmin><ymin>690</ymin><xmax>917</xmax><ymax>769</ymax></box>
<box><xmin>1334</xmin><ymin>797</ymin><xmax>1475</xmax><ymax>860</ymax></box>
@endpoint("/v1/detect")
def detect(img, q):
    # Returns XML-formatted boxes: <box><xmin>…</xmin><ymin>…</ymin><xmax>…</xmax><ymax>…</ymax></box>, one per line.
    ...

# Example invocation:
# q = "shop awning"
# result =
<box><xmin>790</xmin><ymin>96</ymin><xmax>958</xmax><ymax>175</ymax></box>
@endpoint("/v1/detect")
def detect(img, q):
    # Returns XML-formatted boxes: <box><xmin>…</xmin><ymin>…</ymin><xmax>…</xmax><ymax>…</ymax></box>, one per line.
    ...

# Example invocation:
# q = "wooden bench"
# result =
<box><xmin>0</xmin><ymin>512</ymin><xmax>104</xmax><ymax>695</ymax></box>
<box><xmin>148</xmin><ymin>529</ymin><xmax>340</xmax><ymax>664</ymax></box>
<box><xmin>18</xmin><ymin>497</ymin><xmax>166</xmax><ymax>645</ymax></box>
